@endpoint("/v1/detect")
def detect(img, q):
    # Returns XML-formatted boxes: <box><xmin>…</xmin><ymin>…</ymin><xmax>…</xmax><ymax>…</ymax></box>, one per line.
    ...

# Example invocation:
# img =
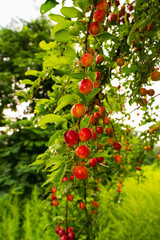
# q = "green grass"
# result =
<box><xmin>1</xmin><ymin>166</ymin><xmax>160</xmax><ymax>240</ymax></box>
<box><xmin>98</xmin><ymin>165</ymin><xmax>160</xmax><ymax>240</ymax></box>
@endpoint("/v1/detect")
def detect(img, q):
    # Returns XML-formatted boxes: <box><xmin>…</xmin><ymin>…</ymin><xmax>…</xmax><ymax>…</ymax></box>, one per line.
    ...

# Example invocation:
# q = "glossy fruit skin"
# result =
<box><xmin>79</xmin><ymin>128</ymin><xmax>92</xmax><ymax>142</ymax></box>
<box><xmin>99</xmin><ymin>106</ymin><xmax>106</xmax><ymax>117</ymax></box>
<box><xmin>114</xmin><ymin>142</ymin><xmax>122</xmax><ymax>151</ymax></box>
<box><xmin>106</xmin><ymin>127</ymin><xmax>113</xmax><ymax>135</ymax></box>
<box><xmin>76</xmin><ymin>145</ymin><xmax>90</xmax><ymax>159</ymax></box>
<box><xmin>68</xmin><ymin>232</ymin><xmax>75</xmax><ymax>240</ymax></box>
<box><xmin>74</xmin><ymin>166</ymin><xmax>88</xmax><ymax>179</ymax></box>
<box><xmin>89</xmin><ymin>158</ymin><xmax>97</xmax><ymax>167</ymax></box>
<box><xmin>79</xmin><ymin>79</ymin><xmax>93</xmax><ymax>94</ymax></box>
<box><xmin>62</xmin><ymin>176</ymin><xmax>68</xmax><ymax>182</ymax></box>
<box><xmin>96</xmin><ymin>54</ymin><xmax>104</xmax><ymax>64</ymax></box>
<box><xmin>94</xmin><ymin>112</ymin><xmax>101</xmax><ymax>119</ymax></box>
<box><xmin>64</xmin><ymin>130</ymin><xmax>79</xmax><ymax>145</ymax></box>
<box><xmin>60</xmin><ymin>235</ymin><xmax>69</xmax><ymax>240</ymax></box>
<box><xmin>51</xmin><ymin>186</ymin><xmax>57</xmax><ymax>194</ymax></box>
<box><xmin>71</xmin><ymin>103</ymin><xmax>86</xmax><ymax>118</ymax></box>
<box><xmin>51</xmin><ymin>194</ymin><xmax>57</xmax><ymax>200</ymax></box>
<box><xmin>89</xmin><ymin>116</ymin><xmax>96</xmax><ymax>125</ymax></box>
<box><xmin>68</xmin><ymin>227</ymin><xmax>74</xmax><ymax>233</ymax></box>
<box><xmin>139</xmin><ymin>88</ymin><xmax>147</xmax><ymax>96</ymax></box>
<box><xmin>56</xmin><ymin>226</ymin><xmax>61</xmax><ymax>234</ymax></box>
<box><xmin>52</xmin><ymin>199</ymin><xmax>59</xmax><ymax>207</ymax></box>
<box><xmin>93</xmin><ymin>81</ymin><xmax>100</xmax><ymax>88</ymax></box>
<box><xmin>67</xmin><ymin>194</ymin><xmax>73</xmax><ymax>201</ymax></box>
<box><xmin>79</xmin><ymin>202</ymin><xmax>86</xmax><ymax>209</ymax></box>
<box><xmin>59</xmin><ymin>229</ymin><xmax>66</xmax><ymax>237</ymax></box>
<box><xmin>96</xmin><ymin>126</ymin><xmax>104</xmax><ymax>134</ymax></box>
<box><xmin>128</xmin><ymin>4</ymin><xmax>134</xmax><ymax>11</ymax></box>
<box><xmin>89</xmin><ymin>22</ymin><xmax>100</xmax><ymax>35</ymax></box>
<box><xmin>147</xmin><ymin>89</ymin><xmax>155</xmax><ymax>96</ymax></box>
<box><xmin>117</xmin><ymin>57</ymin><xmax>125</xmax><ymax>66</ymax></box>
<box><xmin>96</xmin><ymin>157</ymin><xmax>104</xmax><ymax>163</ymax></box>
<box><xmin>109</xmin><ymin>13</ymin><xmax>117</xmax><ymax>23</ymax></box>
<box><xmin>103</xmin><ymin>117</ymin><xmax>110</xmax><ymax>125</ymax></box>
<box><xmin>151</xmin><ymin>70</ymin><xmax>160</xmax><ymax>81</ymax></box>
<box><xmin>94</xmin><ymin>10</ymin><xmax>105</xmax><ymax>22</ymax></box>
<box><xmin>81</xmin><ymin>53</ymin><xmax>94</xmax><ymax>67</ymax></box>
<box><xmin>115</xmin><ymin>0</ymin><xmax>120</xmax><ymax>6</ymax></box>
<box><xmin>97</xmin><ymin>1</ymin><xmax>109</xmax><ymax>13</ymax></box>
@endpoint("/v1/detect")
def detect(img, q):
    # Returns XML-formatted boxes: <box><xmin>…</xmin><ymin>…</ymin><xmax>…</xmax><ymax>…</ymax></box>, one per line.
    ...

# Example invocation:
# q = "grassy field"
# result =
<box><xmin>0</xmin><ymin>165</ymin><xmax>160</xmax><ymax>240</ymax></box>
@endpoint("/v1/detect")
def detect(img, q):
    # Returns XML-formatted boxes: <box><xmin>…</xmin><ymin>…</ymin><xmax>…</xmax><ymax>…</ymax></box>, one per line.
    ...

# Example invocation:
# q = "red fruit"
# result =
<box><xmin>59</xmin><ymin>229</ymin><xmax>66</xmax><ymax>237</ymax></box>
<box><xmin>114</xmin><ymin>155</ymin><xmax>123</xmax><ymax>164</ymax></box>
<box><xmin>51</xmin><ymin>194</ymin><xmax>57</xmax><ymax>200</ymax></box>
<box><xmin>96</xmin><ymin>157</ymin><xmax>104</xmax><ymax>163</ymax></box>
<box><xmin>148</xmin><ymin>146</ymin><xmax>151</xmax><ymax>150</ymax></box>
<box><xmin>89</xmin><ymin>22</ymin><xmax>100</xmax><ymax>36</ymax></box>
<box><xmin>68</xmin><ymin>227</ymin><xmax>74</xmax><ymax>233</ymax></box>
<box><xmin>109</xmin><ymin>13</ymin><xmax>117</xmax><ymax>23</ymax></box>
<box><xmin>114</xmin><ymin>142</ymin><xmax>122</xmax><ymax>151</ymax></box>
<box><xmin>136</xmin><ymin>166</ymin><xmax>141</xmax><ymax>171</ymax></box>
<box><xmin>117</xmin><ymin>57</ymin><xmax>125</xmax><ymax>66</ymax></box>
<box><xmin>74</xmin><ymin>166</ymin><xmax>88</xmax><ymax>179</ymax></box>
<box><xmin>94</xmin><ymin>112</ymin><xmax>101</xmax><ymax>119</ymax></box>
<box><xmin>117</xmin><ymin>85</ymin><xmax>121</xmax><ymax>89</ymax></box>
<box><xmin>76</xmin><ymin>145</ymin><xmax>90</xmax><ymax>159</ymax></box>
<box><xmin>89</xmin><ymin>158</ymin><xmax>98</xmax><ymax>167</ymax></box>
<box><xmin>139</xmin><ymin>88</ymin><xmax>147</xmax><ymax>96</ymax></box>
<box><xmin>97</xmin><ymin>0</ymin><xmax>109</xmax><ymax>13</ymax></box>
<box><xmin>147</xmin><ymin>89</ymin><xmax>155</xmax><ymax>96</ymax></box>
<box><xmin>103</xmin><ymin>117</ymin><xmax>110</xmax><ymax>125</ymax></box>
<box><xmin>93</xmin><ymin>81</ymin><xmax>100</xmax><ymax>88</ymax></box>
<box><xmin>62</xmin><ymin>176</ymin><xmax>68</xmax><ymax>182</ymax></box>
<box><xmin>87</xmin><ymin>48</ymin><xmax>94</xmax><ymax>56</ymax></box>
<box><xmin>106</xmin><ymin>127</ymin><xmax>113</xmax><ymax>135</ymax></box>
<box><xmin>151</xmin><ymin>70</ymin><xmax>160</xmax><ymax>81</ymax></box>
<box><xmin>94</xmin><ymin>10</ymin><xmax>105</xmax><ymax>23</ymax></box>
<box><xmin>89</xmin><ymin>116</ymin><xmax>96</xmax><ymax>125</ymax></box>
<box><xmin>51</xmin><ymin>186</ymin><xmax>57</xmax><ymax>194</ymax></box>
<box><xmin>99</xmin><ymin>106</ymin><xmax>106</xmax><ymax>117</ymax></box>
<box><xmin>118</xmin><ymin>6</ymin><xmax>125</xmax><ymax>17</ymax></box>
<box><xmin>81</xmin><ymin>53</ymin><xmax>94</xmax><ymax>67</ymax></box>
<box><xmin>79</xmin><ymin>79</ymin><xmax>93</xmax><ymax>94</ymax></box>
<box><xmin>79</xmin><ymin>202</ymin><xmax>86</xmax><ymax>209</ymax></box>
<box><xmin>68</xmin><ymin>232</ymin><xmax>75</xmax><ymax>240</ymax></box>
<box><xmin>96</xmin><ymin>126</ymin><xmax>104</xmax><ymax>134</ymax></box>
<box><xmin>60</xmin><ymin>235</ymin><xmax>69</xmax><ymax>240</ymax></box>
<box><xmin>52</xmin><ymin>199</ymin><xmax>59</xmax><ymax>207</ymax></box>
<box><xmin>96</xmin><ymin>71</ymin><xmax>104</xmax><ymax>81</ymax></box>
<box><xmin>67</xmin><ymin>194</ymin><xmax>73</xmax><ymax>201</ymax></box>
<box><xmin>70</xmin><ymin>175</ymin><xmax>74</xmax><ymax>181</ymax></box>
<box><xmin>79</xmin><ymin>128</ymin><xmax>92</xmax><ymax>142</ymax></box>
<box><xmin>64</xmin><ymin>130</ymin><xmax>79</xmax><ymax>145</ymax></box>
<box><xmin>115</xmin><ymin>0</ymin><xmax>120</xmax><ymax>6</ymax></box>
<box><xmin>117</xmin><ymin>189</ymin><xmax>121</xmax><ymax>193</ymax></box>
<box><xmin>71</xmin><ymin>103</ymin><xmax>86</xmax><ymax>118</ymax></box>
<box><xmin>128</xmin><ymin>4</ymin><xmax>134</xmax><ymax>11</ymax></box>
<box><xmin>96</xmin><ymin>54</ymin><xmax>104</xmax><ymax>64</ymax></box>
<box><xmin>56</xmin><ymin>226</ymin><xmax>61</xmax><ymax>234</ymax></box>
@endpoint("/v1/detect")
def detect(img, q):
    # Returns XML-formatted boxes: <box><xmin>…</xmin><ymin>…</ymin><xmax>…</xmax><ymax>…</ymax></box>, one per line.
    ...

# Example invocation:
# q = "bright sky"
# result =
<box><xmin>1</xmin><ymin>0</ymin><xmax>160</xmax><ymax>136</ymax></box>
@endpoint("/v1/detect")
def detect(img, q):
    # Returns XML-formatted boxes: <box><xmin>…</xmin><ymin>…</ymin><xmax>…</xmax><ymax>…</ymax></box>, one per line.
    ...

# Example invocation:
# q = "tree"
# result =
<box><xmin>20</xmin><ymin>0</ymin><xmax>160</xmax><ymax>239</ymax></box>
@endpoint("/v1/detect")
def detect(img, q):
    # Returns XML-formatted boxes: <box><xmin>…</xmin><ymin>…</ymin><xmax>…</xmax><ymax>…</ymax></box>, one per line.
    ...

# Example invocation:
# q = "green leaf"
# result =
<box><xmin>40</xmin><ymin>0</ymin><xmax>59</xmax><ymax>14</ymax></box>
<box><xmin>21</xmin><ymin>79</ymin><xmax>34</xmax><ymax>85</ymax></box>
<box><xmin>86</xmin><ymin>88</ymin><xmax>101</xmax><ymax>104</ymax></box>
<box><xmin>55</xmin><ymin>94</ymin><xmax>79</xmax><ymax>113</ymax></box>
<box><xmin>64</xmin><ymin>46</ymin><xmax>77</xmax><ymax>59</ymax></box>
<box><xmin>49</xmin><ymin>130</ymin><xmax>65</xmax><ymax>146</ymax></box>
<box><xmin>60</xmin><ymin>7</ymin><xmax>82</xmax><ymax>18</ymax></box>
<box><xmin>47</xmin><ymin>164</ymin><xmax>66</xmax><ymax>187</ymax></box>
<box><xmin>25</xmin><ymin>70</ymin><xmax>39</xmax><ymax>76</ymax></box>
<box><xmin>48</xmin><ymin>13</ymin><xmax>65</xmax><ymax>22</ymax></box>
<box><xmin>45</xmin><ymin>155</ymin><xmax>66</xmax><ymax>170</ymax></box>
<box><xmin>38</xmin><ymin>114</ymin><xmax>67</xmax><ymax>126</ymax></box>
<box><xmin>39</xmin><ymin>40</ymin><xmax>56</xmax><ymax>50</ymax></box>
<box><xmin>93</xmin><ymin>151</ymin><xmax>109</xmax><ymax>157</ymax></box>
<box><xmin>71</xmin><ymin>73</ymin><xmax>86</xmax><ymax>79</ymax></box>
<box><xmin>54</xmin><ymin>29</ymin><xmax>71</xmax><ymax>42</ymax></box>
<box><xmin>97</xmin><ymin>32</ymin><xmax>118</xmax><ymax>42</ymax></box>
<box><xmin>80</xmin><ymin>115</ymin><xmax>90</xmax><ymax>129</ymax></box>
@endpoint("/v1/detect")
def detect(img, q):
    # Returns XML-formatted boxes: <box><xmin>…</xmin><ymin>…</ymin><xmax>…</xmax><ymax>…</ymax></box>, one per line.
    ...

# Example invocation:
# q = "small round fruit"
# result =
<box><xmin>51</xmin><ymin>194</ymin><xmax>57</xmax><ymax>200</ymax></box>
<box><xmin>117</xmin><ymin>57</ymin><xmax>125</xmax><ymax>66</ymax></box>
<box><xmin>60</xmin><ymin>235</ymin><xmax>68</xmax><ymax>240</ymax></box>
<box><xmin>136</xmin><ymin>166</ymin><xmax>141</xmax><ymax>171</ymax></box>
<box><xmin>151</xmin><ymin>70</ymin><xmax>160</xmax><ymax>81</ymax></box>
<box><xmin>89</xmin><ymin>22</ymin><xmax>100</xmax><ymax>36</ymax></box>
<box><xmin>70</xmin><ymin>175</ymin><xmax>74</xmax><ymax>181</ymax></box>
<box><xmin>68</xmin><ymin>227</ymin><xmax>74</xmax><ymax>233</ymax></box>
<box><xmin>157</xmin><ymin>154</ymin><xmax>160</xmax><ymax>160</ymax></box>
<box><xmin>94</xmin><ymin>10</ymin><xmax>105</xmax><ymax>23</ymax></box>
<box><xmin>97</xmin><ymin>0</ymin><xmax>109</xmax><ymax>13</ymax></box>
<box><xmin>114</xmin><ymin>142</ymin><xmax>122</xmax><ymax>151</ymax></box>
<box><xmin>114</xmin><ymin>155</ymin><xmax>123</xmax><ymax>164</ymax></box>
<box><xmin>96</xmin><ymin>157</ymin><xmax>104</xmax><ymax>163</ymax></box>
<box><xmin>103</xmin><ymin>117</ymin><xmax>110</xmax><ymax>125</ymax></box>
<box><xmin>147</xmin><ymin>89</ymin><xmax>155</xmax><ymax>96</ymax></box>
<box><xmin>128</xmin><ymin>4</ymin><xmax>134</xmax><ymax>11</ymax></box>
<box><xmin>79</xmin><ymin>202</ymin><xmax>86</xmax><ymax>209</ymax></box>
<box><xmin>79</xmin><ymin>79</ymin><xmax>93</xmax><ymax>94</ymax></box>
<box><xmin>148</xmin><ymin>146</ymin><xmax>151</xmax><ymax>150</ymax></box>
<box><xmin>68</xmin><ymin>232</ymin><xmax>75</xmax><ymax>240</ymax></box>
<box><xmin>96</xmin><ymin>126</ymin><xmax>104</xmax><ymax>134</ymax></box>
<box><xmin>96</xmin><ymin>54</ymin><xmax>104</xmax><ymax>64</ymax></box>
<box><xmin>115</xmin><ymin>0</ymin><xmax>120</xmax><ymax>6</ymax></box>
<box><xmin>107</xmin><ymin>137</ymin><xmax>115</xmax><ymax>146</ymax></box>
<box><xmin>96</xmin><ymin>71</ymin><xmax>104</xmax><ymax>81</ymax></box>
<box><xmin>109</xmin><ymin>13</ymin><xmax>117</xmax><ymax>23</ymax></box>
<box><xmin>67</xmin><ymin>194</ymin><xmax>73</xmax><ymax>201</ymax></box>
<box><xmin>56</xmin><ymin>226</ymin><xmax>61</xmax><ymax>234</ymax></box>
<box><xmin>62</xmin><ymin>176</ymin><xmax>68</xmax><ymax>182</ymax></box>
<box><xmin>99</xmin><ymin>106</ymin><xmax>106</xmax><ymax>117</ymax></box>
<box><xmin>89</xmin><ymin>116</ymin><xmax>96</xmax><ymax>125</ymax></box>
<box><xmin>93</xmin><ymin>81</ymin><xmax>100</xmax><ymax>88</ymax></box>
<box><xmin>89</xmin><ymin>158</ymin><xmax>98</xmax><ymax>167</ymax></box>
<box><xmin>139</xmin><ymin>88</ymin><xmax>147</xmax><ymax>96</ymax></box>
<box><xmin>74</xmin><ymin>166</ymin><xmax>88</xmax><ymax>179</ymax></box>
<box><xmin>144</xmin><ymin>146</ymin><xmax>148</xmax><ymax>150</ymax></box>
<box><xmin>81</xmin><ymin>53</ymin><xmax>94</xmax><ymax>67</ymax></box>
<box><xmin>76</xmin><ymin>145</ymin><xmax>90</xmax><ymax>159</ymax></box>
<box><xmin>51</xmin><ymin>186</ymin><xmax>57</xmax><ymax>194</ymax></box>
<box><xmin>59</xmin><ymin>229</ymin><xmax>66</xmax><ymax>237</ymax></box>
<box><xmin>64</xmin><ymin>130</ymin><xmax>79</xmax><ymax>145</ymax></box>
<box><xmin>91</xmin><ymin>131</ymin><xmax>97</xmax><ymax>140</ymax></box>
<box><xmin>94</xmin><ymin>112</ymin><xmax>101</xmax><ymax>119</ymax></box>
<box><xmin>52</xmin><ymin>199</ymin><xmax>59</xmax><ymax>207</ymax></box>
<box><xmin>106</xmin><ymin>127</ymin><xmax>113</xmax><ymax>135</ymax></box>
<box><xmin>79</xmin><ymin>128</ymin><xmax>92</xmax><ymax>142</ymax></box>
<box><xmin>71</xmin><ymin>103</ymin><xmax>86</xmax><ymax>118</ymax></box>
